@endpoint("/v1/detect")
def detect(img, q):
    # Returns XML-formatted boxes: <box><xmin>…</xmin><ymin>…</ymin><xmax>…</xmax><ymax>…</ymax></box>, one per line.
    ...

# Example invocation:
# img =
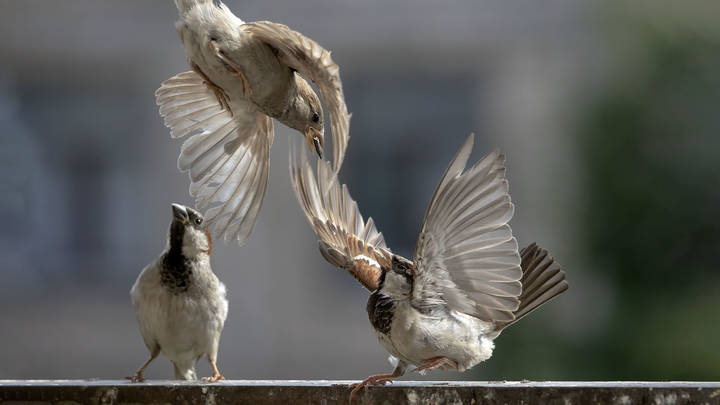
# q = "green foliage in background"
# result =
<box><xmin>576</xmin><ymin>30</ymin><xmax>720</xmax><ymax>379</ymax></box>
<box><xmin>467</xmin><ymin>26</ymin><xmax>720</xmax><ymax>381</ymax></box>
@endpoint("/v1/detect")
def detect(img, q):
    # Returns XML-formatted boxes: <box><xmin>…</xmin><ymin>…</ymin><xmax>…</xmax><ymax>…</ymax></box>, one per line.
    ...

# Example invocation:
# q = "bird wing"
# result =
<box><xmin>156</xmin><ymin>71</ymin><xmax>273</xmax><ymax>245</ymax></box>
<box><xmin>245</xmin><ymin>21</ymin><xmax>350</xmax><ymax>172</ymax></box>
<box><xmin>411</xmin><ymin>134</ymin><xmax>522</xmax><ymax>323</ymax></box>
<box><xmin>289</xmin><ymin>141</ymin><xmax>389</xmax><ymax>291</ymax></box>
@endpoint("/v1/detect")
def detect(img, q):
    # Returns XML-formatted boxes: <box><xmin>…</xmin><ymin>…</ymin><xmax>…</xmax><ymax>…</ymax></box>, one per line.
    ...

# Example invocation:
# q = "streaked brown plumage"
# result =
<box><xmin>157</xmin><ymin>0</ymin><xmax>351</xmax><ymax>245</ymax></box>
<box><xmin>289</xmin><ymin>135</ymin><xmax>568</xmax><ymax>399</ymax></box>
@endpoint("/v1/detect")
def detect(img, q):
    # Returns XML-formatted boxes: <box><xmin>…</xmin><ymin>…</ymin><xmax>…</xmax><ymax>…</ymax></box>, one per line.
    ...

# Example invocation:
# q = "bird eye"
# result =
<box><xmin>311</xmin><ymin>112</ymin><xmax>319</xmax><ymax>123</ymax></box>
<box><xmin>195</xmin><ymin>218</ymin><xmax>203</xmax><ymax>225</ymax></box>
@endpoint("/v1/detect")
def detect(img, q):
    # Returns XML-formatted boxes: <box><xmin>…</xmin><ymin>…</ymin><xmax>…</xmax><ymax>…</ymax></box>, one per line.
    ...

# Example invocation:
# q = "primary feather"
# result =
<box><xmin>289</xmin><ymin>142</ymin><xmax>389</xmax><ymax>291</ymax></box>
<box><xmin>156</xmin><ymin>71</ymin><xmax>272</xmax><ymax>245</ymax></box>
<box><xmin>413</xmin><ymin>134</ymin><xmax>522</xmax><ymax>323</ymax></box>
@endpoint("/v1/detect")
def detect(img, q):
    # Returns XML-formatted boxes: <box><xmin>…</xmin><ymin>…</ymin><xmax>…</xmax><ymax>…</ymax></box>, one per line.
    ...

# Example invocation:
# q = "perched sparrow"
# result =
<box><xmin>289</xmin><ymin>134</ymin><xmax>568</xmax><ymax>398</ymax></box>
<box><xmin>156</xmin><ymin>0</ymin><xmax>351</xmax><ymax>245</ymax></box>
<box><xmin>127</xmin><ymin>203</ymin><xmax>228</xmax><ymax>382</ymax></box>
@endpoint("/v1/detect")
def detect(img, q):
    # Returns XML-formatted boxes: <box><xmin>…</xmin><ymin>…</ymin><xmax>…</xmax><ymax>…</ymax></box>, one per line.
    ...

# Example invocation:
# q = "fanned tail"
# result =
<box><xmin>494</xmin><ymin>242</ymin><xmax>568</xmax><ymax>332</ymax></box>
<box><xmin>172</xmin><ymin>363</ymin><xmax>197</xmax><ymax>380</ymax></box>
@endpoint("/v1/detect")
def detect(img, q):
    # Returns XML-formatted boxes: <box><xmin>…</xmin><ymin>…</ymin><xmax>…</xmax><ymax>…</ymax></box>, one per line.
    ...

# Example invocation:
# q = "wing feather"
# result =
<box><xmin>289</xmin><ymin>141</ymin><xmax>389</xmax><ymax>291</ymax></box>
<box><xmin>156</xmin><ymin>71</ymin><xmax>273</xmax><ymax>246</ymax></box>
<box><xmin>245</xmin><ymin>21</ymin><xmax>350</xmax><ymax>172</ymax></box>
<box><xmin>412</xmin><ymin>134</ymin><xmax>522</xmax><ymax>323</ymax></box>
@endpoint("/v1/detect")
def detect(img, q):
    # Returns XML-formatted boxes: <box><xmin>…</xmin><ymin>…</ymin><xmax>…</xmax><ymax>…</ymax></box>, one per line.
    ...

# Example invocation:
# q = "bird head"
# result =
<box><xmin>285</xmin><ymin>75</ymin><xmax>324</xmax><ymax>159</ymax></box>
<box><xmin>379</xmin><ymin>254</ymin><xmax>414</xmax><ymax>297</ymax></box>
<box><xmin>169</xmin><ymin>203</ymin><xmax>212</xmax><ymax>257</ymax></box>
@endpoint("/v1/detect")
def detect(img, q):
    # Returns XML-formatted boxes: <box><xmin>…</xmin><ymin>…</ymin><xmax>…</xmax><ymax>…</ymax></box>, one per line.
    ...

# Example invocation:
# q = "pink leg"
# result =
<box><xmin>201</xmin><ymin>358</ymin><xmax>225</xmax><ymax>383</ymax></box>
<box><xmin>349</xmin><ymin>364</ymin><xmax>405</xmax><ymax>402</ymax></box>
<box><xmin>125</xmin><ymin>350</ymin><xmax>159</xmax><ymax>383</ymax></box>
<box><xmin>190</xmin><ymin>62</ymin><xmax>233</xmax><ymax>115</ymax></box>
<box><xmin>210</xmin><ymin>40</ymin><xmax>253</xmax><ymax>99</ymax></box>
<box><xmin>415</xmin><ymin>356</ymin><xmax>458</xmax><ymax>373</ymax></box>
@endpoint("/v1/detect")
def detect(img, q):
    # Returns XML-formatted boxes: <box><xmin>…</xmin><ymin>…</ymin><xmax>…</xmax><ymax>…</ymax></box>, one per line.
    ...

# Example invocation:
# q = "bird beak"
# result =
<box><xmin>172</xmin><ymin>203</ymin><xmax>189</xmax><ymax>224</ymax></box>
<box><xmin>304</xmin><ymin>128</ymin><xmax>324</xmax><ymax>159</ymax></box>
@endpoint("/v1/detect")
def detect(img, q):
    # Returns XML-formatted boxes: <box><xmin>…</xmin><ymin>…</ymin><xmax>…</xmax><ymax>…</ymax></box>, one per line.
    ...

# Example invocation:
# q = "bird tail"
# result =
<box><xmin>494</xmin><ymin>243</ymin><xmax>568</xmax><ymax>332</ymax></box>
<box><xmin>174</xmin><ymin>0</ymin><xmax>212</xmax><ymax>14</ymax></box>
<box><xmin>173</xmin><ymin>363</ymin><xmax>197</xmax><ymax>380</ymax></box>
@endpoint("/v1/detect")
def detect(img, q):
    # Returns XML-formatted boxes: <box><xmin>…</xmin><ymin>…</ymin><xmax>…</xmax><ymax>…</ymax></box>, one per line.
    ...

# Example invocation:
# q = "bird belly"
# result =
<box><xmin>133</xmin><ymin>272</ymin><xmax>226</xmax><ymax>367</ymax></box>
<box><xmin>177</xmin><ymin>15</ymin><xmax>292</xmax><ymax>118</ymax></box>
<box><xmin>386</xmin><ymin>302</ymin><xmax>495</xmax><ymax>372</ymax></box>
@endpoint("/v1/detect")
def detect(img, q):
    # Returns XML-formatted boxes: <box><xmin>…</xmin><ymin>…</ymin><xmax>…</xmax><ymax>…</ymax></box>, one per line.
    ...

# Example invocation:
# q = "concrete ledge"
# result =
<box><xmin>1</xmin><ymin>380</ymin><xmax>720</xmax><ymax>404</ymax></box>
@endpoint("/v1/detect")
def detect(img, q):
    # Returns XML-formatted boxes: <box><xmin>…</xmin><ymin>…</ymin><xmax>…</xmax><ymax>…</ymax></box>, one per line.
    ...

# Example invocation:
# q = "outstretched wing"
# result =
<box><xmin>245</xmin><ymin>21</ymin><xmax>350</xmax><ymax>172</ymax></box>
<box><xmin>289</xmin><ymin>141</ymin><xmax>389</xmax><ymax>291</ymax></box>
<box><xmin>156</xmin><ymin>71</ymin><xmax>273</xmax><ymax>245</ymax></box>
<box><xmin>412</xmin><ymin>134</ymin><xmax>522</xmax><ymax>323</ymax></box>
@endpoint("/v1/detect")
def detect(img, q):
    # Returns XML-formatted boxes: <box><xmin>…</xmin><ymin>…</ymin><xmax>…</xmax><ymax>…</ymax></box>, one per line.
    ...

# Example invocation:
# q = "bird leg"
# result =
<box><xmin>349</xmin><ymin>365</ymin><xmax>404</xmax><ymax>402</ymax></box>
<box><xmin>190</xmin><ymin>62</ymin><xmax>233</xmax><ymax>115</ymax></box>
<box><xmin>210</xmin><ymin>40</ymin><xmax>253</xmax><ymax>99</ymax></box>
<box><xmin>125</xmin><ymin>351</ymin><xmax>159</xmax><ymax>383</ymax></box>
<box><xmin>201</xmin><ymin>359</ymin><xmax>225</xmax><ymax>383</ymax></box>
<box><xmin>415</xmin><ymin>356</ymin><xmax>458</xmax><ymax>374</ymax></box>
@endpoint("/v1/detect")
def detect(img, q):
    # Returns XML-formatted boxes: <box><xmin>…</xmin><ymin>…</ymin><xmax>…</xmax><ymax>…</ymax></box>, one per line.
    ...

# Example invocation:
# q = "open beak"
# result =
<box><xmin>172</xmin><ymin>203</ymin><xmax>189</xmax><ymax>224</ymax></box>
<box><xmin>304</xmin><ymin>128</ymin><xmax>324</xmax><ymax>159</ymax></box>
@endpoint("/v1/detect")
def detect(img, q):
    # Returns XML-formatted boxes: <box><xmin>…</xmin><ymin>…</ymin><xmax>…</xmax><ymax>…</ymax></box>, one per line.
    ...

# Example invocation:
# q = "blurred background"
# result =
<box><xmin>1</xmin><ymin>0</ymin><xmax>719</xmax><ymax>381</ymax></box>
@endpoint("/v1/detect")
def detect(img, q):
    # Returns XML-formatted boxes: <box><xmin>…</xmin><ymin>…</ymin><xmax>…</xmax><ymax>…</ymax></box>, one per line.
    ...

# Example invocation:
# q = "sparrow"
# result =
<box><xmin>127</xmin><ymin>203</ymin><xmax>228</xmax><ymax>382</ymax></box>
<box><xmin>289</xmin><ymin>134</ymin><xmax>568</xmax><ymax>399</ymax></box>
<box><xmin>156</xmin><ymin>0</ymin><xmax>351</xmax><ymax>245</ymax></box>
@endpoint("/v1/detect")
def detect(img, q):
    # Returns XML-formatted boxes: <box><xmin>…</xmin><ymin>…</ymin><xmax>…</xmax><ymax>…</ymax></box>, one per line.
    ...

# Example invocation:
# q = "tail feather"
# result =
<box><xmin>173</xmin><ymin>363</ymin><xmax>197</xmax><ymax>380</ymax></box>
<box><xmin>495</xmin><ymin>243</ymin><xmax>568</xmax><ymax>331</ymax></box>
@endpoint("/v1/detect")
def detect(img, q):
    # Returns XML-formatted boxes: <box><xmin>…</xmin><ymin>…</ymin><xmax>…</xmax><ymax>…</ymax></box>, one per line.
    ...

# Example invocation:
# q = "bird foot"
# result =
<box><xmin>210</xmin><ymin>86</ymin><xmax>232</xmax><ymax>115</ymax></box>
<box><xmin>416</xmin><ymin>356</ymin><xmax>458</xmax><ymax>374</ymax></box>
<box><xmin>124</xmin><ymin>373</ymin><xmax>145</xmax><ymax>383</ymax></box>
<box><xmin>190</xmin><ymin>61</ymin><xmax>233</xmax><ymax>115</ymax></box>
<box><xmin>202</xmin><ymin>373</ymin><xmax>224</xmax><ymax>383</ymax></box>
<box><xmin>203</xmin><ymin>374</ymin><xmax>225</xmax><ymax>382</ymax></box>
<box><xmin>203</xmin><ymin>360</ymin><xmax>225</xmax><ymax>383</ymax></box>
<box><xmin>349</xmin><ymin>374</ymin><xmax>395</xmax><ymax>402</ymax></box>
<box><xmin>209</xmin><ymin>40</ymin><xmax>253</xmax><ymax>100</ymax></box>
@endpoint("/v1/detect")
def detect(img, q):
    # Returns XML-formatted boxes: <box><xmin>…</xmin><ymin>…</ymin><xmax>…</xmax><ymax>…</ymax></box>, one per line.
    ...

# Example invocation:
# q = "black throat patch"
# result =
<box><xmin>160</xmin><ymin>221</ymin><xmax>193</xmax><ymax>293</ymax></box>
<box><xmin>367</xmin><ymin>290</ymin><xmax>395</xmax><ymax>336</ymax></box>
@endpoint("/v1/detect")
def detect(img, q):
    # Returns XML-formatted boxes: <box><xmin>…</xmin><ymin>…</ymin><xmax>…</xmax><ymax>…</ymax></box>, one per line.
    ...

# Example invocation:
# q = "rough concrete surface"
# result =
<box><xmin>1</xmin><ymin>380</ymin><xmax>720</xmax><ymax>405</ymax></box>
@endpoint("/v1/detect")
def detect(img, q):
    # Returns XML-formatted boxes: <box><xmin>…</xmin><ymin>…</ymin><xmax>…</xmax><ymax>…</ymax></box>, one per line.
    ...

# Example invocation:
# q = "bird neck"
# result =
<box><xmin>168</xmin><ymin>221</ymin><xmax>186</xmax><ymax>257</ymax></box>
<box><xmin>161</xmin><ymin>221</ymin><xmax>195</xmax><ymax>293</ymax></box>
<box><xmin>366</xmin><ymin>289</ymin><xmax>396</xmax><ymax>335</ymax></box>
<box><xmin>161</xmin><ymin>251</ymin><xmax>193</xmax><ymax>293</ymax></box>
<box><xmin>274</xmin><ymin>77</ymin><xmax>303</xmax><ymax>125</ymax></box>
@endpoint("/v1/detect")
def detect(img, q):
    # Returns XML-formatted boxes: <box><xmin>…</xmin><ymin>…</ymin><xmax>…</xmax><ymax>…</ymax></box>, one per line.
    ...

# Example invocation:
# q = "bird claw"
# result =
<box><xmin>211</xmin><ymin>86</ymin><xmax>232</xmax><ymax>115</ymax></box>
<box><xmin>125</xmin><ymin>374</ymin><xmax>145</xmax><ymax>383</ymax></box>
<box><xmin>209</xmin><ymin>40</ymin><xmax>253</xmax><ymax>101</ymax></box>
<box><xmin>190</xmin><ymin>61</ymin><xmax>233</xmax><ymax>116</ymax></box>
<box><xmin>202</xmin><ymin>374</ymin><xmax>225</xmax><ymax>383</ymax></box>
<box><xmin>349</xmin><ymin>375</ymin><xmax>394</xmax><ymax>402</ymax></box>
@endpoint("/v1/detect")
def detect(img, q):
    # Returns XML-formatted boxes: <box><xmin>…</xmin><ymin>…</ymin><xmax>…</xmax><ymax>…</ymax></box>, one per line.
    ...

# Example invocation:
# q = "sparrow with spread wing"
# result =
<box><xmin>127</xmin><ymin>204</ymin><xmax>228</xmax><ymax>382</ymax></box>
<box><xmin>290</xmin><ymin>134</ymin><xmax>568</xmax><ymax>398</ymax></box>
<box><xmin>156</xmin><ymin>0</ymin><xmax>351</xmax><ymax>245</ymax></box>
